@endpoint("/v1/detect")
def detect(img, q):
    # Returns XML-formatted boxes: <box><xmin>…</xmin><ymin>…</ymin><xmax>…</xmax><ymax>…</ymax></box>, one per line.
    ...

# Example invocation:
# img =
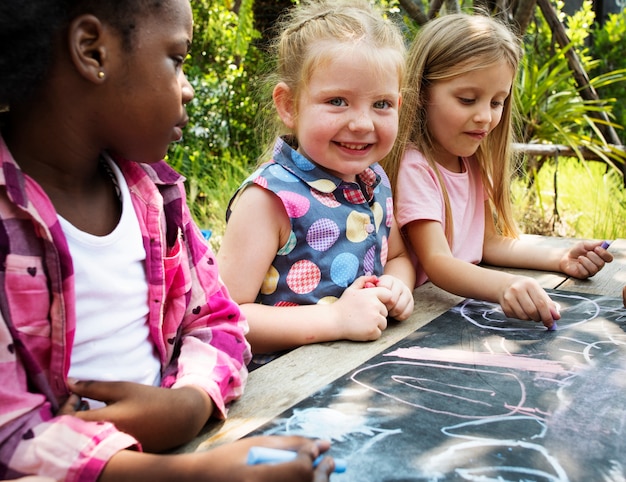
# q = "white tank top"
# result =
<box><xmin>62</xmin><ymin>159</ymin><xmax>160</xmax><ymax>408</ymax></box>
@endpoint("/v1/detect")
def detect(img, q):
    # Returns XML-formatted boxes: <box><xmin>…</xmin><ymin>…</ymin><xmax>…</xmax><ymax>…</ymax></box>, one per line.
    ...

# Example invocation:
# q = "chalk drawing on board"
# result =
<box><xmin>249</xmin><ymin>290</ymin><xmax>626</xmax><ymax>481</ymax></box>
<box><xmin>457</xmin><ymin>292</ymin><xmax>600</xmax><ymax>331</ymax></box>
<box><xmin>262</xmin><ymin>406</ymin><xmax>402</xmax><ymax>446</ymax></box>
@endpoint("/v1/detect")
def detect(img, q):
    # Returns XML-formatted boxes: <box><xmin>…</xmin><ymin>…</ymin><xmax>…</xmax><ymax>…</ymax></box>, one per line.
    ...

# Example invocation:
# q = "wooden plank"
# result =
<box><xmin>512</xmin><ymin>142</ymin><xmax>625</xmax><ymax>161</ymax></box>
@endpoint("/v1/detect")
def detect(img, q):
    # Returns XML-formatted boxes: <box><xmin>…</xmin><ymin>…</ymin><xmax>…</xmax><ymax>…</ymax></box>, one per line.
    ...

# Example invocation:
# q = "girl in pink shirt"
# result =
<box><xmin>383</xmin><ymin>13</ymin><xmax>613</xmax><ymax>328</ymax></box>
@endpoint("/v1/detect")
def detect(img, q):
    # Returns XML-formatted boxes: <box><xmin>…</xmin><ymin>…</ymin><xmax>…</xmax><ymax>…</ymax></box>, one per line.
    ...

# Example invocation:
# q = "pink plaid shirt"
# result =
<box><xmin>0</xmin><ymin>137</ymin><xmax>251</xmax><ymax>481</ymax></box>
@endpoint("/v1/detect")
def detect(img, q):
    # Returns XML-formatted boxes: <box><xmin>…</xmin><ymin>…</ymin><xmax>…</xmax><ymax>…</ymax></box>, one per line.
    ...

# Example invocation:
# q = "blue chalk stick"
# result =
<box><xmin>247</xmin><ymin>446</ymin><xmax>347</xmax><ymax>473</ymax></box>
<box><xmin>601</xmin><ymin>240</ymin><xmax>611</xmax><ymax>249</ymax></box>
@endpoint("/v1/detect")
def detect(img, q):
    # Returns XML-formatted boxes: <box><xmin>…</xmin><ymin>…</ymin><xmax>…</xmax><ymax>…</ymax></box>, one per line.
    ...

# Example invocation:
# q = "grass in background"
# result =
<box><xmin>168</xmin><ymin>144</ymin><xmax>251</xmax><ymax>253</ymax></box>
<box><xmin>512</xmin><ymin>158</ymin><xmax>626</xmax><ymax>240</ymax></box>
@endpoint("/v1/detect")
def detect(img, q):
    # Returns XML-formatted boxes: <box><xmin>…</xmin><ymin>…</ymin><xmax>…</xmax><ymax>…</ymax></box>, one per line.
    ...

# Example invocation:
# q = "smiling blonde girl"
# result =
<box><xmin>218</xmin><ymin>0</ymin><xmax>415</xmax><ymax>366</ymax></box>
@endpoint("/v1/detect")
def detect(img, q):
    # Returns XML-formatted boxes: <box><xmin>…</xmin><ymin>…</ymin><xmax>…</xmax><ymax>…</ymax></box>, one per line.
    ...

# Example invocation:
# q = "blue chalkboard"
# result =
<box><xmin>250</xmin><ymin>290</ymin><xmax>626</xmax><ymax>481</ymax></box>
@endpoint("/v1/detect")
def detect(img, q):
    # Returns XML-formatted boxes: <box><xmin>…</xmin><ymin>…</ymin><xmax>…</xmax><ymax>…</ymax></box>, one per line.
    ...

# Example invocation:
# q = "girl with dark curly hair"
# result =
<box><xmin>0</xmin><ymin>1</ymin><xmax>334</xmax><ymax>480</ymax></box>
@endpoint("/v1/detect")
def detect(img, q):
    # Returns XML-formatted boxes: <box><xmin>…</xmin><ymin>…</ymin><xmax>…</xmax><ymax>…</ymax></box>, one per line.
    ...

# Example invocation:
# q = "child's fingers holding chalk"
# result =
<box><xmin>247</xmin><ymin>446</ymin><xmax>347</xmax><ymax>474</ymax></box>
<box><xmin>314</xmin><ymin>456</ymin><xmax>336</xmax><ymax>480</ymax></box>
<box><xmin>547</xmin><ymin>302</ymin><xmax>560</xmax><ymax>331</ymax></box>
<box><xmin>595</xmin><ymin>240</ymin><xmax>613</xmax><ymax>260</ymax></box>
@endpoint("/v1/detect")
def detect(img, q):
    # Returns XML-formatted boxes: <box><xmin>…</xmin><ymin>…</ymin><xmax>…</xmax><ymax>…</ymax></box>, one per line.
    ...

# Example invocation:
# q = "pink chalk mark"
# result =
<box><xmin>386</xmin><ymin>346</ymin><xmax>569</xmax><ymax>375</ymax></box>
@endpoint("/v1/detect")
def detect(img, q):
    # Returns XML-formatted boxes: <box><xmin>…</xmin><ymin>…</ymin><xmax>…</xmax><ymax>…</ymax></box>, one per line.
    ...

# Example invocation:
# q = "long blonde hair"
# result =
<box><xmin>257</xmin><ymin>0</ymin><xmax>406</xmax><ymax>164</ymax></box>
<box><xmin>382</xmin><ymin>13</ymin><xmax>523</xmax><ymax>242</ymax></box>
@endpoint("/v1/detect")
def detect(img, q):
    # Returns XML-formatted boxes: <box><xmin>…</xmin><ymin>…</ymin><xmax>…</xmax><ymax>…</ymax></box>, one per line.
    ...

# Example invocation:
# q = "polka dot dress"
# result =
<box><xmin>227</xmin><ymin>136</ymin><xmax>393</xmax><ymax>308</ymax></box>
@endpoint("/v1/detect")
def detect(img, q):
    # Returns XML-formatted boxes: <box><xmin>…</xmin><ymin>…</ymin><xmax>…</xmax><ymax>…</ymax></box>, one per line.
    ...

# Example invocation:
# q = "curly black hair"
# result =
<box><xmin>0</xmin><ymin>0</ymin><xmax>165</xmax><ymax>108</ymax></box>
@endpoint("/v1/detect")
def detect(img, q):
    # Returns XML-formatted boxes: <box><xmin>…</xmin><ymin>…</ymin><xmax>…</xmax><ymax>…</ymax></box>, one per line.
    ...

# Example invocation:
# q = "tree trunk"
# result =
<box><xmin>512</xmin><ymin>0</ymin><xmax>538</xmax><ymax>34</ymax></box>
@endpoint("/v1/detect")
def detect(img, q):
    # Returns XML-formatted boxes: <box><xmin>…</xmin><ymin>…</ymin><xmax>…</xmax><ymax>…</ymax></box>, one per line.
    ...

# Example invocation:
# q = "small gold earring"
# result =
<box><xmin>97</xmin><ymin>71</ymin><xmax>105</xmax><ymax>79</ymax></box>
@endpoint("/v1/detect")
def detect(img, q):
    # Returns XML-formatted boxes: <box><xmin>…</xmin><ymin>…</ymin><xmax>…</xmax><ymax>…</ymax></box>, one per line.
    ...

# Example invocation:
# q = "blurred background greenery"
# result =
<box><xmin>168</xmin><ymin>0</ymin><xmax>626</xmax><ymax>250</ymax></box>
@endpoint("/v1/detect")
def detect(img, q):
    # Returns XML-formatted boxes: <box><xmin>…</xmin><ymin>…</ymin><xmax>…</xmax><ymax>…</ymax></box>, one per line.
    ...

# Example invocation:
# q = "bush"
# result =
<box><xmin>167</xmin><ymin>0</ymin><xmax>263</xmax><ymax>240</ymax></box>
<box><xmin>590</xmin><ymin>9</ymin><xmax>626</xmax><ymax>144</ymax></box>
<box><xmin>175</xmin><ymin>1</ymin><xmax>626</xmax><ymax>243</ymax></box>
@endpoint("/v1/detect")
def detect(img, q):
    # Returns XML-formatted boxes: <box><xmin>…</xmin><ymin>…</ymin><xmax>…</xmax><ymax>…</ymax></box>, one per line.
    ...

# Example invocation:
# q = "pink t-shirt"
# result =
<box><xmin>395</xmin><ymin>148</ymin><xmax>486</xmax><ymax>287</ymax></box>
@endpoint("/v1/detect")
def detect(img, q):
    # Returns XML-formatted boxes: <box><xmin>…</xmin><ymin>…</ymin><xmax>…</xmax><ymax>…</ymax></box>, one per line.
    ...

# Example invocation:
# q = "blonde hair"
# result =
<box><xmin>257</xmin><ymin>0</ymin><xmax>406</xmax><ymax>163</ymax></box>
<box><xmin>382</xmin><ymin>13</ymin><xmax>523</xmax><ymax>242</ymax></box>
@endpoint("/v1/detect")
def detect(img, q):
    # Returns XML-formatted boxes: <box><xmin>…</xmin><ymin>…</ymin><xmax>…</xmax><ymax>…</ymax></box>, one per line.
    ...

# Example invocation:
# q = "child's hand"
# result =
<box><xmin>58</xmin><ymin>391</ymin><xmax>89</xmax><ymax>415</ymax></box>
<box><xmin>331</xmin><ymin>276</ymin><xmax>390</xmax><ymax>341</ymax></box>
<box><xmin>375</xmin><ymin>274</ymin><xmax>414</xmax><ymax>321</ymax></box>
<box><xmin>189</xmin><ymin>436</ymin><xmax>334</xmax><ymax>482</ymax></box>
<box><xmin>66</xmin><ymin>380</ymin><xmax>213</xmax><ymax>452</ymax></box>
<box><xmin>499</xmin><ymin>275</ymin><xmax>559</xmax><ymax>328</ymax></box>
<box><xmin>560</xmin><ymin>241</ymin><xmax>613</xmax><ymax>279</ymax></box>
<box><xmin>101</xmin><ymin>436</ymin><xmax>334</xmax><ymax>482</ymax></box>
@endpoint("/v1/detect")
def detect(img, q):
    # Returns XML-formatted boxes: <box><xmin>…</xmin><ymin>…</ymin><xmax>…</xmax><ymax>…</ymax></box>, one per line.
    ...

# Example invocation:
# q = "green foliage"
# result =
<box><xmin>514</xmin><ymin>1</ymin><xmax>626</xmax><ymax>238</ymax></box>
<box><xmin>172</xmin><ymin>0</ymin><xmax>626</xmax><ymax>242</ymax></box>
<box><xmin>564</xmin><ymin>0</ymin><xmax>595</xmax><ymax>49</ymax></box>
<box><xmin>166</xmin><ymin>1</ymin><xmax>262</xmax><ymax>235</ymax></box>
<box><xmin>523</xmin><ymin>0</ymin><xmax>565</xmax><ymax>57</ymax></box>
<box><xmin>517</xmin><ymin>1</ymin><xmax>626</xmax><ymax>172</ymax></box>
<box><xmin>590</xmin><ymin>9</ymin><xmax>626</xmax><ymax>143</ymax></box>
<box><xmin>516</xmin><ymin>44</ymin><xmax>626</xmax><ymax>171</ymax></box>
